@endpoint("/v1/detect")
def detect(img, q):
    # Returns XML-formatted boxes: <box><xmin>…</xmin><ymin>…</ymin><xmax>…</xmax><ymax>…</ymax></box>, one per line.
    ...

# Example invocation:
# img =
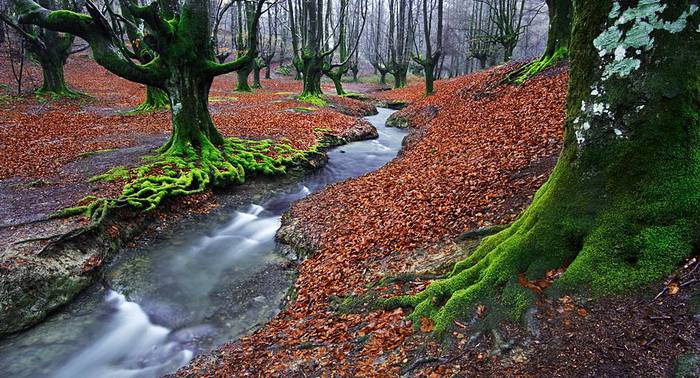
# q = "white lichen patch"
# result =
<box><xmin>594</xmin><ymin>0</ymin><xmax>698</xmax><ymax>80</ymax></box>
<box><xmin>592</xmin><ymin>103</ymin><xmax>606</xmax><ymax>115</ymax></box>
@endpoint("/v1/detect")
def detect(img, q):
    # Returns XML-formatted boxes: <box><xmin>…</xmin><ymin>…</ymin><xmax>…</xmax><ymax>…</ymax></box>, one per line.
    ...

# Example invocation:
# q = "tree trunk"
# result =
<box><xmin>160</xmin><ymin>71</ymin><xmax>224</xmax><ymax>157</ymax></box>
<box><xmin>379</xmin><ymin>71</ymin><xmax>387</xmax><ymax>85</ymax></box>
<box><xmin>423</xmin><ymin>60</ymin><xmax>434</xmax><ymax>95</ymax></box>
<box><xmin>507</xmin><ymin>0</ymin><xmax>573</xmax><ymax>84</ymax></box>
<box><xmin>389</xmin><ymin>0</ymin><xmax>700</xmax><ymax>335</ymax></box>
<box><xmin>543</xmin><ymin>0</ymin><xmax>572</xmax><ymax>57</ymax></box>
<box><xmin>301</xmin><ymin>55</ymin><xmax>324</xmax><ymax>98</ymax></box>
<box><xmin>328</xmin><ymin>71</ymin><xmax>346</xmax><ymax>95</ymax></box>
<box><xmin>236</xmin><ymin>65</ymin><xmax>252</xmax><ymax>92</ymax></box>
<box><xmin>253</xmin><ymin>66</ymin><xmax>262</xmax><ymax>88</ymax></box>
<box><xmin>36</xmin><ymin>56</ymin><xmax>72</xmax><ymax>96</ymax></box>
<box><xmin>393</xmin><ymin>66</ymin><xmax>408</xmax><ymax>88</ymax></box>
<box><xmin>265</xmin><ymin>63</ymin><xmax>272</xmax><ymax>79</ymax></box>
<box><xmin>293</xmin><ymin>57</ymin><xmax>303</xmax><ymax>80</ymax></box>
<box><xmin>135</xmin><ymin>86</ymin><xmax>170</xmax><ymax>112</ymax></box>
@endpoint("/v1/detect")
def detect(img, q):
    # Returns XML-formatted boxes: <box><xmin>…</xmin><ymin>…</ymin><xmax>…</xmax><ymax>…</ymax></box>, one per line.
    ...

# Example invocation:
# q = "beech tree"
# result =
<box><xmin>322</xmin><ymin>0</ymin><xmax>367</xmax><ymax>95</ymax></box>
<box><xmin>14</xmin><ymin>0</ymin><xmax>265</xmax><ymax>166</ymax></box>
<box><xmin>233</xmin><ymin>0</ymin><xmax>257</xmax><ymax>92</ymax></box>
<box><xmin>480</xmin><ymin>0</ymin><xmax>541</xmax><ymax>62</ymax></box>
<box><xmin>413</xmin><ymin>0</ymin><xmax>442</xmax><ymax>95</ymax></box>
<box><xmin>388</xmin><ymin>0</ymin><xmax>700</xmax><ymax>335</ymax></box>
<box><xmin>507</xmin><ymin>0</ymin><xmax>571</xmax><ymax>84</ymax></box>
<box><xmin>387</xmin><ymin>0</ymin><xmax>415</xmax><ymax>88</ymax></box>
<box><xmin>366</xmin><ymin>0</ymin><xmax>390</xmax><ymax>85</ymax></box>
<box><xmin>258</xmin><ymin>2</ymin><xmax>279</xmax><ymax>81</ymax></box>
<box><xmin>117</xmin><ymin>0</ymin><xmax>170</xmax><ymax>111</ymax></box>
<box><xmin>1</xmin><ymin>0</ymin><xmax>86</xmax><ymax>97</ymax></box>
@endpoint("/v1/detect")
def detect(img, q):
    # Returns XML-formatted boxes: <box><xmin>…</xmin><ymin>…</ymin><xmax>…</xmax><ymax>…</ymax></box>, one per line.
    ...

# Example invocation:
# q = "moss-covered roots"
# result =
<box><xmin>298</xmin><ymin>93</ymin><xmax>328</xmax><ymax>107</ymax></box>
<box><xmin>35</xmin><ymin>85</ymin><xmax>83</xmax><ymax>100</ymax></box>
<box><xmin>385</xmin><ymin>0</ymin><xmax>700</xmax><ymax>337</ymax></box>
<box><xmin>506</xmin><ymin>47</ymin><xmax>568</xmax><ymax>85</ymax></box>
<box><xmin>385</xmin><ymin>140</ymin><xmax>698</xmax><ymax>335</ymax></box>
<box><xmin>54</xmin><ymin>138</ymin><xmax>315</xmax><ymax>219</ymax></box>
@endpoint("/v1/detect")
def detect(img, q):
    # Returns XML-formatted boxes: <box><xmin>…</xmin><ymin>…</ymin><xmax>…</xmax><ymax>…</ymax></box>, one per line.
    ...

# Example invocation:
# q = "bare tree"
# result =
<box><xmin>322</xmin><ymin>0</ymin><xmax>367</xmax><ymax>95</ymax></box>
<box><xmin>413</xmin><ymin>0</ymin><xmax>442</xmax><ymax>95</ymax></box>
<box><xmin>480</xmin><ymin>0</ymin><xmax>543</xmax><ymax>62</ymax></box>
<box><xmin>387</xmin><ymin>0</ymin><xmax>415</xmax><ymax>88</ymax></box>
<box><xmin>1</xmin><ymin>0</ymin><xmax>86</xmax><ymax>97</ymax></box>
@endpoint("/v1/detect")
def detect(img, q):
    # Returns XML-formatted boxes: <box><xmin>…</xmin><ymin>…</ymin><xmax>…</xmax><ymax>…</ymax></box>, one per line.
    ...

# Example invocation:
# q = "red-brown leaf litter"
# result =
<box><xmin>177</xmin><ymin>65</ymin><xmax>569</xmax><ymax>376</ymax></box>
<box><xmin>5</xmin><ymin>55</ymin><xmax>696</xmax><ymax>376</ymax></box>
<box><xmin>0</xmin><ymin>55</ymin><xmax>369</xmax><ymax>180</ymax></box>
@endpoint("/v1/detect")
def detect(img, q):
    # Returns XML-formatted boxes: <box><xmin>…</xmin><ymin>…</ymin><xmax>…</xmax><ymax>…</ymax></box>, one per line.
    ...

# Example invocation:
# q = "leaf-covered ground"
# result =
<box><xmin>176</xmin><ymin>65</ymin><xmax>575</xmax><ymax>376</ymax></box>
<box><xmin>0</xmin><ymin>54</ymin><xmax>375</xmax><ymax>229</ymax></box>
<box><xmin>178</xmin><ymin>63</ymin><xmax>699</xmax><ymax>376</ymax></box>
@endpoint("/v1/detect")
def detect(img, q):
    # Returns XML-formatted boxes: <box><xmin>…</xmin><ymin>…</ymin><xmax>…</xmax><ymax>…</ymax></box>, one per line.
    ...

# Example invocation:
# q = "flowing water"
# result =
<box><xmin>0</xmin><ymin>108</ymin><xmax>406</xmax><ymax>378</ymax></box>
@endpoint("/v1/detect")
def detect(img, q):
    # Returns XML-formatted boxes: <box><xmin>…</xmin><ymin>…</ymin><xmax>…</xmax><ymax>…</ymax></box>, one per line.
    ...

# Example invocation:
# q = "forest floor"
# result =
<box><xmin>178</xmin><ymin>64</ymin><xmax>700</xmax><ymax>377</ymax></box>
<box><xmin>0</xmin><ymin>54</ymin><xmax>377</xmax><ymax>240</ymax></box>
<box><xmin>1</xmin><ymin>56</ymin><xmax>698</xmax><ymax>376</ymax></box>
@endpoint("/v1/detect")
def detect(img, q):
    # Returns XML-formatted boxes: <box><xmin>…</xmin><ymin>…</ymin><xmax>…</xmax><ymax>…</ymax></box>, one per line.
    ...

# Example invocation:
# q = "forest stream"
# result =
<box><xmin>0</xmin><ymin>108</ymin><xmax>407</xmax><ymax>378</ymax></box>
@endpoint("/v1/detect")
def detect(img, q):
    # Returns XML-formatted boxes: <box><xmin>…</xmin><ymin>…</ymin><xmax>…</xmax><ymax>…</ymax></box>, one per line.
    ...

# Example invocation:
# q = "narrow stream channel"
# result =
<box><xmin>0</xmin><ymin>108</ymin><xmax>406</xmax><ymax>378</ymax></box>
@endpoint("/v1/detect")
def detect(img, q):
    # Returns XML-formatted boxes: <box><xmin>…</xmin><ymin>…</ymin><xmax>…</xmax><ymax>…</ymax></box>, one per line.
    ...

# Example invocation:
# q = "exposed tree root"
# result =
<box><xmin>503</xmin><ymin>48</ymin><xmax>568</xmax><ymax>85</ymax></box>
<box><xmin>384</xmin><ymin>145</ymin><xmax>697</xmax><ymax>336</ymax></box>
<box><xmin>35</xmin><ymin>86</ymin><xmax>84</xmax><ymax>99</ymax></box>
<box><xmin>52</xmin><ymin>137</ymin><xmax>316</xmax><ymax>220</ymax></box>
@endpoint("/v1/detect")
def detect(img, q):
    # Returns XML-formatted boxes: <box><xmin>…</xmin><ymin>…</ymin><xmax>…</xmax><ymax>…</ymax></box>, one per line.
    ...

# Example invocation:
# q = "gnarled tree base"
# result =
<box><xmin>35</xmin><ymin>85</ymin><xmax>83</xmax><ymax>99</ymax></box>
<box><xmin>385</xmin><ymin>140</ymin><xmax>699</xmax><ymax>335</ymax></box>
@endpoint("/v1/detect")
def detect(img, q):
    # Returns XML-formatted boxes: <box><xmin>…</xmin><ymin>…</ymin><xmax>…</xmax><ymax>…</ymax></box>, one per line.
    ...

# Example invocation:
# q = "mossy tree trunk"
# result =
<box><xmin>159</xmin><ymin>71</ymin><xmax>223</xmax><ymax>156</ymax></box>
<box><xmin>236</xmin><ymin>64</ymin><xmax>253</xmax><ymax>92</ymax></box>
<box><xmin>414</xmin><ymin>0</ymin><xmax>443</xmax><ymax>96</ymax></box>
<box><xmin>136</xmin><ymin>85</ymin><xmax>170</xmax><ymax>112</ymax></box>
<box><xmin>35</xmin><ymin>53</ymin><xmax>72</xmax><ymax>95</ymax></box>
<box><xmin>301</xmin><ymin>52</ymin><xmax>324</xmax><ymax>98</ymax></box>
<box><xmin>325</xmin><ymin>68</ymin><xmax>346</xmax><ymax>96</ymax></box>
<box><xmin>252</xmin><ymin>58</ymin><xmax>265</xmax><ymax>89</ymax></box>
<box><xmin>2</xmin><ymin>0</ymin><xmax>80</xmax><ymax>98</ymax></box>
<box><xmin>507</xmin><ymin>0</ymin><xmax>572</xmax><ymax>84</ymax></box>
<box><xmin>393</xmin><ymin>66</ymin><xmax>408</xmax><ymax>88</ymax></box>
<box><xmin>388</xmin><ymin>0</ymin><xmax>700</xmax><ymax>335</ymax></box>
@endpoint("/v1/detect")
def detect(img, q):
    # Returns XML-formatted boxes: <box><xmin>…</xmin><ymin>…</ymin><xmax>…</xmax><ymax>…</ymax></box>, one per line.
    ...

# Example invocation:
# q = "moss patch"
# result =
<box><xmin>298</xmin><ymin>94</ymin><xmax>328</xmax><ymax>107</ymax></box>
<box><xmin>53</xmin><ymin>138</ymin><xmax>318</xmax><ymax>219</ymax></box>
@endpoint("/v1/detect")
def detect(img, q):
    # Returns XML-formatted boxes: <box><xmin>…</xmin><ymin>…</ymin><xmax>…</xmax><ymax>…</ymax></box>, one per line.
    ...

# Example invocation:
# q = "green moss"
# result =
<box><xmin>54</xmin><ymin>137</ymin><xmax>317</xmax><ymax>219</ymax></box>
<box><xmin>298</xmin><ymin>94</ymin><xmax>328</xmax><ymax>107</ymax></box>
<box><xmin>89</xmin><ymin>166</ymin><xmax>131</xmax><ymax>182</ymax></box>
<box><xmin>132</xmin><ymin>86</ymin><xmax>169</xmax><ymax>113</ymax></box>
<box><xmin>507</xmin><ymin>47</ymin><xmax>568</xmax><ymax>85</ymax></box>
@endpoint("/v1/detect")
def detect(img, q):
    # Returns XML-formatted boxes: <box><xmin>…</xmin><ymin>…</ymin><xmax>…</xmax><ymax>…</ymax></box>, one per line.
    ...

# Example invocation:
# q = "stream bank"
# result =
<box><xmin>0</xmin><ymin>108</ymin><xmax>406</xmax><ymax>378</ymax></box>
